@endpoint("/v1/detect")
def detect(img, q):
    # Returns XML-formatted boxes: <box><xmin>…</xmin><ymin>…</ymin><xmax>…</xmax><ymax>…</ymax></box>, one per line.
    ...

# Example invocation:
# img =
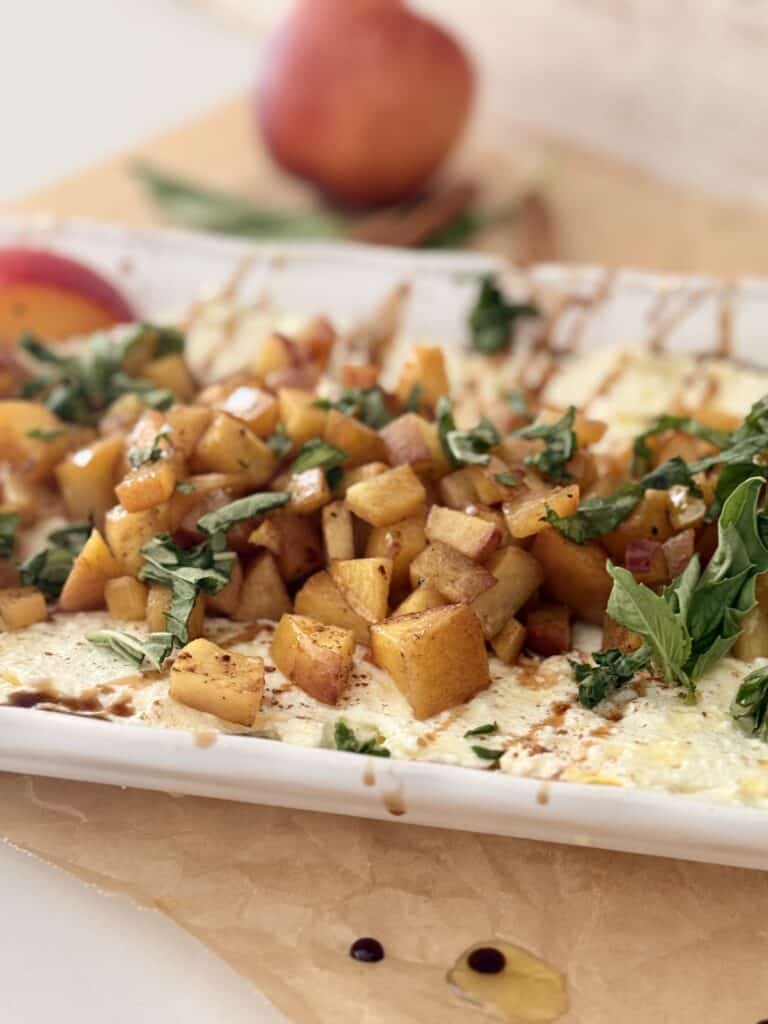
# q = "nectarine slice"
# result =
<box><xmin>0</xmin><ymin>248</ymin><xmax>134</xmax><ymax>346</ymax></box>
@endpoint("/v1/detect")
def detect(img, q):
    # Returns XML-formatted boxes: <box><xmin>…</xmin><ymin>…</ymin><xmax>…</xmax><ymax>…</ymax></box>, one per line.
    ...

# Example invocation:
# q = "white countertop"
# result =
<box><xmin>0</xmin><ymin>0</ymin><xmax>255</xmax><ymax>201</ymax></box>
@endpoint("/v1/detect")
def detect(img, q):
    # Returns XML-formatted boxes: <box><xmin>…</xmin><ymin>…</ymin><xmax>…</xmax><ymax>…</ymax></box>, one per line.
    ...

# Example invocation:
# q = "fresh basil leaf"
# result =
<box><xmin>514</xmin><ymin>408</ymin><xmax>577</xmax><ymax>482</ymax></box>
<box><xmin>0</xmin><ymin>512</ymin><xmax>19</xmax><ymax>560</ymax></box>
<box><xmin>333</xmin><ymin>720</ymin><xmax>391</xmax><ymax>757</ymax></box>
<box><xmin>291</xmin><ymin>439</ymin><xmax>348</xmax><ymax>476</ymax></box>
<box><xmin>683</xmin><ymin>477</ymin><xmax>768</xmax><ymax>681</ymax></box>
<box><xmin>19</xmin><ymin>331</ymin><xmax>176</xmax><ymax>425</ymax></box>
<box><xmin>175</xmin><ymin>481</ymin><xmax>196</xmax><ymax>494</ymax></box>
<box><xmin>404</xmin><ymin>383</ymin><xmax>422</xmax><ymax>414</ymax></box>
<box><xmin>572</xmin><ymin>646</ymin><xmax>651</xmax><ymax>709</ymax></box>
<box><xmin>47</xmin><ymin>523</ymin><xmax>92</xmax><ymax>553</ymax></box>
<box><xmin>20</xmin><ymin>547</ymin><xmax>75</xmax><ymax>600</ymax></box>
<box><xmin>464</xmin><ymin>722</ymin><xmax>499</xmax><ymax>737</ymax></box>
<box><xmin>435</xmin><ymin>396</ymin><xmax>500</xmax><ymax>467</ymax></box>
<box><xmin>546</xmin><ymin>482</ymin><xmax>642</xmax><ymax>543</ymax></box>
<box><xmin>663</xmin><ymin>554</ymin><xmax>701</xmax><ymax>623</ymax></box>
<box><xmin>606</xmin><ymin>562</ymin><xmax>691</xmax><ymax>687</ymax></box>
<box><xmin>471</xmin><ymin>745</ymin><xmax>505</xmax><ymax>761</ymax></box>
<box><xmin>631</xmin><ymin>415</ymin><xmax>730</xmax><ymax>476</ymax></box>
<box><xmin>197</xmin><ymin>492</ymin><xmax>290</xmax><ymax>536</ymax></box>
<box><xmin>25</xmin><ymin>428</ymin><xmax>65</xmax><ymax>442</ymax></box>
<box><xmin>505</xmin><ymin>390</ymin><xmax>531</xmax><ymax>421</ymax></box>
<box><xmin>139</xmin><ymin>533</ymin><xmax>234</xmax><ymax>645</ymax></box>
<box><xmin>87</xmin><ymin>630</ymin><xmax>175</xmax><ymax>670</ymax></box>
<box><xmin>494</xmin><ymin>472</ymin><xmax>522</xmax><ymax>487</ymax></box>
<box><xmin>266</xmin><ymin>422</ymin><xmax>292</xmax><ymax>459</ymax></box>
<box><xmin>546</xmin><ymin>457</ymin><xmax>697</xmax><ymax>544</ymax></box>
<box><xmin>127</xmin><ymin>424</ymin><xmax>172</xmax><ymax>469</ymax></box>
<box><xmin>19</xmin><ymin>522</ymin><xmax>92</xmax><ymax>600</ymax></box>
<box><xmin>469</xmin><ymin>274</ymin><xmax>538</xmax><ymax>354</ymax></box>
<box><xmin>731</xmin><ymin>664</ymin><xmax>768</xmax><ymax>740</ymax></box>
<box><xmin>314</xmin><ymin>387</ymin><xmax>393</xmax><ymax>430</ymax></box>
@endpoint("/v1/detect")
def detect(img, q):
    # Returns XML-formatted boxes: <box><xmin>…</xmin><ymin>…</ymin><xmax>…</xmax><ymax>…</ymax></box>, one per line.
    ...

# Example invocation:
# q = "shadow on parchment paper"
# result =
<box><xmin>0</xmin><ymin>772</ymin><xmax>766</xmax><ymax>1024</ymax></box>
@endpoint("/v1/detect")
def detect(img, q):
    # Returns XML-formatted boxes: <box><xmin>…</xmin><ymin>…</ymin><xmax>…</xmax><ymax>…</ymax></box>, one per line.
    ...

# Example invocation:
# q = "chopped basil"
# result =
<box><xmin>19</xmin><ymin>328</ymin><xmax>178</xmax><ymax>426</ymax></box>
<box><xmin>196</xmin><ymin>492</ymin><xmax>290</xmax><ymax>537</ymax></box>
<box><xmin>404</xmin><ymin>383</ymin><xmax>423</xmax><ymax>414</ymax></box>
<box><xmin>175</xmin><ymin>481</ymin><xmax>196</xmax><ymax>494</ymax></box>
<box><xmin>87</xmin><ymin>630</ymin><xmax>175</xmax><ymax>670</ymax></box>
<box><xmin>20</xmin><ymin>522</ymin><xmax>91</xmax><ymax>599</ymax></box>
<box><xmin>0</xmin><ymin>512</ymin><xmax>19</xmax><ymax>560</ymax></box>
<box><xmin>468</xmin><ymin>274</ymin><xmax>538</xmax><ymax>354</ymax></box>
<box><xmin>546</xmin><ymin>457</ymin><xmax>697</xmax><ymax>543</ymax></box>
<box><xmin>139</xmin><ymin>533</ymin><xmax>234</xmax><ymax>645</ymax></box>
<box><xmin>631</xmin><ymin>414</ymin><xmax>730</xmax><ymax>476</ymax></box>
<box><xmin>572</xmin><ymin>647</ymin><xmax>651</xmax><ymax>709</ymax></box>
<box><xmin>436</xmin><ymin>396</ymin><xmax>500</xmax><ymax>467</ymax></box>
<box><xmin>291</xmin><ymin>439</ymin><xmax>348</xmax><ymax>478</ymax></box>
<box><xmin>25</xmin><ymin>428</ymin><xmax>64</xmax><ymax>442</ymax></box>
<box><xmin>333</xmin><ymin>720</ymin><xmax>391</xmax><ymax>757</ymax></box>
<box><xmin>313</xmin><ymin>386</ymin><xmax>393</xmax><ymax>429</ymax></box>
<box><xmin>731</xmin><ymin>664</ymin><xmax>768</xmax><ymax>741</ymax></box>
<box><xmin>493</xmin><ymin>472</ymin><xmax>521</xmax><ymax>487</ymax></box>
<box><xmin>127</xmin><ymin>424</ymin><xmax>172</xmax><ymax>469</ymax></box>
<box><xmin>513</xmin><ymin>407</ymin><xmax>577</xmax><ymax>482</ymax></box>
<box><xmin>504</xmin><ymin>390</ymin><xmax>531</xmax><ymax>421</ymax></box>
<box><xmin>266</xmin><ymin>422</ymin><xmax>292</xmax><ymax>459</ymax></box>
<box><xmin>47</xmin><ymin>523</ymin><xmax>92</xmax><ymax>552</ymax></box>
<box><xmin>464</xmin><ymin>722</ymin><xmax>499</xmax><ymax>737</ymax></box>
<box><xmin>471</xmin><ymin>745</ymin><xmax>505</xmax><ymax>761</ymax></box>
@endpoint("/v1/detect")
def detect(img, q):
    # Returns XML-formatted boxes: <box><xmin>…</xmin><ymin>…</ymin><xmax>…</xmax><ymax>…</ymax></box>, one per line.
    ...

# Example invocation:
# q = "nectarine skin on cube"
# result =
<box><xmin>370</xmin><ymin>604</ymin><xmax>490</xmax><ymax>720</ymax></box>
<box><xmin>271</xmin><ymin>613</ymin><xmax>356</xmax><ymax>705</ymax></box>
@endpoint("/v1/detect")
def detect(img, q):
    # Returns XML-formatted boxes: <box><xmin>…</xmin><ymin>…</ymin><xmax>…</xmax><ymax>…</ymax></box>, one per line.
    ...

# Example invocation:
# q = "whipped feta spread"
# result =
<box><xmin>3</xmin><ymin>338</ymin><xmax>768</xmax><ymax>808</ymax></box>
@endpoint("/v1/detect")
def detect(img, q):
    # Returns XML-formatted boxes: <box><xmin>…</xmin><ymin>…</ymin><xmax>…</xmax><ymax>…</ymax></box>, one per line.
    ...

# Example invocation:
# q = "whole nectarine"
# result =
<box><xmin>0</xmin><ymin>248</ymin><xmax>135</xmax><ymax>346</ymax></box>
<box><xmin>257</xmin><ymin>0</ymin><xmax>474</xmax><ymax>205</ymax></box>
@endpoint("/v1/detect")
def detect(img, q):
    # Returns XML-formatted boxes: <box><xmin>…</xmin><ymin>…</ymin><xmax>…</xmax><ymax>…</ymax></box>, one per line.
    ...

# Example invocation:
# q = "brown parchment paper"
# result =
<box><xmin>1</xmin><ymin>772</ymin><xmax>768</xmax><ymax>1024</ymax></box>
<box><xmin>7</xmin><ymin>96</ymin><xmax>768</xmax><ymax>1023</ymax></box>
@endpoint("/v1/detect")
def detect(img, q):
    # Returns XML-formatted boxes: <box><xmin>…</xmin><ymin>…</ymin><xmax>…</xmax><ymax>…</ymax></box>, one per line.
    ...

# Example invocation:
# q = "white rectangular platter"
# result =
<box><xmin>2</xmin><ymin>215</ymin><xmax>768</xmax><ymax>871</ymax></box>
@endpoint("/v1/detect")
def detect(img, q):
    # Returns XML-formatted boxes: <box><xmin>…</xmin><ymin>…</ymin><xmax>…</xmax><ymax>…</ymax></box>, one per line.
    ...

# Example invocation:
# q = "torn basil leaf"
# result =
<box><xmin>514</xmin><ymin>407</ymin><xmax>577</xmax><ymax>482</ymax></box>
<box><xmin>464</xmin><ymin>722</ymin><xmax>499</xmax><ymax>737</ymax></box>
<box><xmin>127</xmin><ymin>424</ymin><xmax>172</xmax><ymax>469</ymax></box>
<box><xmin>87</xmin><ymin>630</ymin><xmax>175</xmax><ymax>670</ymax></box>
<box><xmin>196</xmin><ymin>492</ymin><xmax>290</xmax><ymax>537</ymax></box>
<box><xmin>469</xmin><ymin>274</ymin><xmax>538</xmax><ymax>355</ymax></box>
<box><xmin>20</xmin><ymin>522</ymin><xmax>91</xmax><ymax>599</ymax></box>
<box><xmin>436</xmin><ymin>396</ymin><xmax>500</xmax><ymax>467</ymax></box>
<box><xmin>471</xmin><ymin>745</ymin><xmax>505</xmax><ymax>761</ymax></box>
<box><xmin>546</xmin><ymin>457</ymin><xmax>697</xmax><ymax>543</ymax></box>
<box><xmin>139</xmin><ymin>533</ymin><xmax>234</xmax><ymax>645</ymax></box>
<box><xmin>313</xmin><ymin>387</ymin><xmax>393</xmax><ymax>430</ymax></box>
<box><xmin>572</xmin><ymin>646</ymin><xmax>651</xmax><ymax>709</ymax></box>
<box><xmin>731</xmin><ymin>664</ymin><xmax>768</xmax><ymax>740</ymax></box>
<box><xmin>0</xmin><ymin>511</ymin><xmax>20</xmax><ymax>560</ymax></box>
<box><xmin>266</xmin><ymin>422</ymin><xmax>292</xmax><ymax>458</ymax></box>
<box><xmin>631</xmin><ymin>415</ymin><xmax>730</xmax><ymax>476</ymax></box>
<box><xmin>333</xmin><ymin>720</ymin><xmax>391</xmax><ymax>757</ymax></box>
<box><xmin>25</xmin><ymin>428</ymin><xmax>65</xmax><ymax>442</ymax></box>
<box><xmin>291</xmin><ymin>439</ymin><xmax>348</xmax><ymax>477</ymax></box>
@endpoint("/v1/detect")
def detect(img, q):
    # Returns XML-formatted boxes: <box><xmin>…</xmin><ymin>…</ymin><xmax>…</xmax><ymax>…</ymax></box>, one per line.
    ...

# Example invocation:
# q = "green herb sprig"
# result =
<box><xmin>333</xmin><ymin>720</ymin><xmax>391</xmax><ymax>757</ymax></box>
<box><xmin>87</xmin><ymin>630</ymin><xmax>175</xmax><ymax>670</ymax></box>
<box><xmin>731</xmin><ymin>665</ymin><xmax>768</xmax><ymax>740</ymax></box>
<box><xmin>0</xmin><ymin>512</ymin><xmax>20</xmax><ymax>560</ymax></box>
<box><xmin>436</xmin><ymin>396</ymin><xmax>500</xmax><ymax>467</ymax></box>
<box><xmin>19</xmin><ymin>324</ymin><xmax>182</xmax><ymax>426</ymax></box>
<box><xmin>469</xmin><ymin>275</ymin><xmax>538</xmax><ymax>354</ymax></box>
<box><xmin>513</xmin><ymin>407</ymin><xmax>577</xmax><ymax>482</ymax></box>
<box><xmin>20</xmin><ymin>522</ymin><xmax>91</xmax><ymax>599</ymax></box>
<box><xmin>313</xmin><ymin>387</ymin><xmax>393</xmax><ymax>430</ymax></box>
<box><xmin>571</xmin><ymin>647</ymin><xmax>651</xmax><ymax>709</ymax></box>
